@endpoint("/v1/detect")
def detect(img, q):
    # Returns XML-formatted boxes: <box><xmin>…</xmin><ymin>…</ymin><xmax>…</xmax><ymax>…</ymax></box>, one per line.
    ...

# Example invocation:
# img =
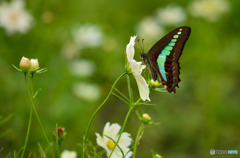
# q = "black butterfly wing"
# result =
<box><xmin>147</xmin><ymin>26</ymin><xmax>191</xmax><ymax>93</ymax></box>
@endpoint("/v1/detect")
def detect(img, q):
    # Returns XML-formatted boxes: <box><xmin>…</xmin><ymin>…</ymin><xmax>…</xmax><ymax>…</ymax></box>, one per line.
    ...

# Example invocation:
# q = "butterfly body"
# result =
<box><xmin>140</xmin><ymin>26</ymin><xmax>191</xmax><ymax>93</ymax></box>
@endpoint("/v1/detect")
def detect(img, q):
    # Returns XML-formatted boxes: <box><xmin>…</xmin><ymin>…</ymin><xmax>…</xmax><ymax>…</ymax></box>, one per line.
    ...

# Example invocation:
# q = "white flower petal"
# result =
<box><xmin>126</xmin><ymin>35</ymin><xmax>137</xmax><ymax>60</ymax></box>
<box><xmin>105</xmin><ymin>123</ymin><xmax>121</xmax><ymax>140</ymax></box>
<box><xmin>97</xmin><ymin>122</ymin><xmax>132</xmax><ymax>158</ymax></box>
<box><xmin>118</xmin><ymin>132</ymin><xmax>132</xmax><ymax>147</ymax></box>
<box><xmin>125</xmin><ymin>151</ymin><xmax>133</xmax><ymax>158</ymax></box>
<box><xmin>61</xmin><ymin>150</ymin><xmax>77</xmax><ymax>158</ymax></box>
<box><xmin>95</xmin><ymin>133</ymin><xmax>107</xmax><ymax>149</ymax></box>
<box><xmin>128</xmin><ymin>59</ymin><xmax>144</xmax><ymax>77</ymax></box>
<box><xmin>135</xmin><ymin>75</ymin><xmax>150</xmax><ymax>101</ymax></box>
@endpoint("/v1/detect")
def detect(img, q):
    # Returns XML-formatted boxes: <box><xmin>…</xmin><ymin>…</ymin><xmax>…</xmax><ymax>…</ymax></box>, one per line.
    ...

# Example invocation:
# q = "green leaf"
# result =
<box><xmin>0</xmin><ymin>113</ymin><xmax>14</xmax><ymax>125</ymax></box>
<box><xmin>33</xmin><ymin>88</ymin><xmax>42</xmax><ymax>99</ymax></box>
<box><xmin>5</xmin><ymin>152</ymin><xmax>11</xmax><ymax>158</ymax></box>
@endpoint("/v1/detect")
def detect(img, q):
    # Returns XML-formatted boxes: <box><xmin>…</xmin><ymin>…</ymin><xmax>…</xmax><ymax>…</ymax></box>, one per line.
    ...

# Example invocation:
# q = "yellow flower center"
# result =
<box><xmin>107</xmin><ymin>140</ymin><xmax>115</xmax><ymax>149</ymax></box>
<box><xmin>10</xmin><ymin>11</ymin><xmax>18</xmax><ymax>24</ymax></box>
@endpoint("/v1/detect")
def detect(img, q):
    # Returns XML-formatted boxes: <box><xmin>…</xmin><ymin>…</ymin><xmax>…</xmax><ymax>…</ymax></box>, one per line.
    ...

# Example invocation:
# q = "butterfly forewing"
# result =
<box><xmin>147</xmin><ymin>26</ymin><xmax>191</xmax><ymax>93</ymax></box>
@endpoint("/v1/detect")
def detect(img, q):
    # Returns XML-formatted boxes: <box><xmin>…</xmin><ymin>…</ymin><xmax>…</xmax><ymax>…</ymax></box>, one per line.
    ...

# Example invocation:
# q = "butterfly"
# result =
<box><xmin>140</xmin><ymin>26</ymin><xmax>191</xmax><ymax>93</ymax></box>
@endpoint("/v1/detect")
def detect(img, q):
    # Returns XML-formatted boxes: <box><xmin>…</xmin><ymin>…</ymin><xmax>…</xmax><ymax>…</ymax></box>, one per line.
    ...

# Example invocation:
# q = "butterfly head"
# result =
<box><xmin>140</xmin><ymin>53</ymin><xmax>149</xmax><ymax>66</ymax></box>
<box><xmin>140</xmin><ymin>52</ymin><xmax>147</xmax><ymax>59</ymax></box>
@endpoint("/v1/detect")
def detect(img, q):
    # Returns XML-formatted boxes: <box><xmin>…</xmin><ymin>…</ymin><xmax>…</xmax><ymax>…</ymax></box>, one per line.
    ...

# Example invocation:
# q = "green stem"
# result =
<box><xmin>21</xmin><ymin>73</ymin><xmax>33</xmax><ymax>158</ymax></box>
<box><xmin>132</xmin><ymin>123</ymin><xmax>144</xmax><ymax>158</ymax></box>
<box><xmin>126</xmin><ymin>75</ymin><xmax>133</xmax><ymax>103</ymax></box>
<box><xmin>25</xmin><ymin>74</ymin><xmax>55</xmax><ymax>157</ymax></box>
<box><xmin>56</xmin><ymin>124</ymin><xmax>60</xmax><ymax>158</ymax></box>
<box><xmin>30</xmin><ymin>74</ymin><xmax>34</xmax><ymax>97</ymax></box>
<box><xmin>109</xmin><ymin>74</ymin><xmax>135</xmax><ymax>157</ymax></box>
<box><xmin>82</xmin><ymin>72</ymin><xmax>126</xmax><ymax>158</ymax></box>
<box><xmin>109</xmin><ymin>107</ymin><xmax>133</xmax><ymax>158</ymax></box>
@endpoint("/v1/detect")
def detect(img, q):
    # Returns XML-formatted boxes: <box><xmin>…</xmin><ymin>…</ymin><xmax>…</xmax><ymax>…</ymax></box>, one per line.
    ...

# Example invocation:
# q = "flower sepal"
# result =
<box><xmin>29</xmin><ymin>67</ymin><xmax>48</xmax><ymax>75</ymax></box>
<box><xmin>12</xmin><ymin>64</ymin><xmax>23</xmax><ymax>72</ymax></box>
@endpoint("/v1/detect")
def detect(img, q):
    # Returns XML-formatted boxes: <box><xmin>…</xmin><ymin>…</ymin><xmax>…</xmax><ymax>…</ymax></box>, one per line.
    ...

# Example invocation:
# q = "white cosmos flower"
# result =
<box><xmin>0</xmin><ymin>0</ymin><xmax>33</xmax><ymax>35</ymax></box>
<box><xmin>136</xmin><ymin>17</ymin><xmax>164</xmax><ymax>42</ymax></box>
<box><xmin>126</xmin><ymin>35</ymin><xmax>150</xmax><ymax>101</ymax></box>
<box><xmin>188</xmin><ymin>0</ymin><xmax>230</xmax><ymax>22</ymax></box>
<box><xmin>96</xmin><ymin>122</ymin><xmax>133</xmax><ymax>158</ymax></box>
<box><xmin>61</xmin><ymin>150</ymin><xmax>77</xmax><ymax>158</ymax></box>
<box><xmin>72</xmin><ymin>24</ymin><xmax>103</xmax><ymax>49</ymax></box>
<box><xmin>156</xmin><ymin>5</ymin><xmax>186</xmax><ymax>26</ymax></box>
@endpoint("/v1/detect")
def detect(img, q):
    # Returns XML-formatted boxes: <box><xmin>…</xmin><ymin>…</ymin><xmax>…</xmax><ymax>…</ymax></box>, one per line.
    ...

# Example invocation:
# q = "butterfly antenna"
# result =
<box><xmin>137</xmin><ymin>39</ymin><xmax>144</xmax><ymax>52</ymax></box>
<box><xmin>142</xmin><ymin>39</ymin><xmax>145</xmax><ymax>53</ymax></box>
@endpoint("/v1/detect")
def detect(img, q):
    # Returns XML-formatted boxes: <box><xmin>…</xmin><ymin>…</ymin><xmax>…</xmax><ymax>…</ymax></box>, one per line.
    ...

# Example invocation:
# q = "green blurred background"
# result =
<box><xmin>1</xmin><ymin>0</ymin><xmax>240</xmax><ymax>157</ymax></box>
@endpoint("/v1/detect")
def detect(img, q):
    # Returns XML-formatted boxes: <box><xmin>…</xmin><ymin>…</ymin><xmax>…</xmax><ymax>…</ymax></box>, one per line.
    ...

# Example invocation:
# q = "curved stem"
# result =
<box><xmin>25</xmin><ymin>74</ymin><xmax>55</xmax><ymax>157</ymax></box>
<box><xmin>109</xmin><ymin>107</ymin><xmax>133</xmax><ymax>158</ymax></box>
<box><xmin>82</xmin><ymin>72</ymin><xmax>126</xmax><ymax>158</ymax></box>
<box><xmin>132</xmin><ymin>123</ymin><xmax>144</xmax><ymax>158</ymax></box>
<box><xmin>21</xmin><ymin>73</ymin><xmax>33</xmax><ymax>158</ymax></box>
<box><xmin>109</xmin><ymin>74</ymin><xmax>135</xmax><ymax>157</ymax></box>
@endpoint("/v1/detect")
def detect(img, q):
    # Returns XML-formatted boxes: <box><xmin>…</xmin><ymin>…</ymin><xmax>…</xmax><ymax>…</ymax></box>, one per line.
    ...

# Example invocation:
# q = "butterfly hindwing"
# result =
<box><xmin>147</xmin><ymin>26</ymin><xmax>191</xmax><ymax>93</ymax></box>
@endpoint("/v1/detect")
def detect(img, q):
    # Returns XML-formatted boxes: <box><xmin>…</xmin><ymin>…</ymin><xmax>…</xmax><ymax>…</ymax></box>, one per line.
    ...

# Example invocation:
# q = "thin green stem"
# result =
<box><xmin>126</xmin><ymin>75</ymin><xmax>133</xmax><ymax>103</ymax></box>
<box><xmin>24</xmin><ymin>74</ymin><xmax>55</xmax><ymax>157</ymax></box>
<box><xmin>30</xmin><ymin>75</ymin><xmax>34</xmax><ymax>97</ymax></box>
<box><xmin>112</xmin><ymin>93</ymin><xmax>129</xmax><ymax>105</ymax></box>
<box><xmin>134</xmin><ymin>98</ymin><xmax>142</xmax><ymax>106</ymax></box>
<box><xmin>21</xmin><ymin>73</ymin><xmax>33</xmax><ymax>158</ymax></box>
<box><xmin>56</xmin><ymin>124</ymin><xmax>60</xmax><ymax>158</ymax></box>
<box><xmin>132</xmin><ymin>123</ymin><xmax>144</xmax><ymax>158</ymax></box>
<box><xmin>109</xmin><ymin>107</ymin><xmax>133</xmax><ymax>158</ymax></box>
<box><xmin>82</xmin><ymin>72</ymin><xmax>126</xmax><ymax>158</ymax></box>
<box><xmin>109</xmin><ymin>73</ymin><xmax>136</xmax><ymax>157</ymax></box>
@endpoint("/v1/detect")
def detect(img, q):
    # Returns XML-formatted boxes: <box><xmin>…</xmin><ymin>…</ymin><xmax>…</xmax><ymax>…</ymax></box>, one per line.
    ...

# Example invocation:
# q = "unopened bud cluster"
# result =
<box><xmin>19</xmin><ymin>56</ymin><xmax>39</xmax><ymax>72</ymax></box>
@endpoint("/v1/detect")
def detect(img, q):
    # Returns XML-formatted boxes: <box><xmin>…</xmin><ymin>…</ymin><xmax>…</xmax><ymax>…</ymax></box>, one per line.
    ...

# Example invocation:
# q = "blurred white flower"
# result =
<box><xmin>69</xmin><ymin>59</ymin><xmax>95</xmax><ymax>77</ymax></box>
<box><xmin>72</xmin><ymin>82</ymin><xmax>101</xmax><ymax>101</ymax></box>
<box><xmin>188</xmin><ymin>0</ymin><xmax>230</xmax><ymax>22</ymax></box>
<box><xmin>96</xmin><ymin>122</ymin><xmax>133</xmax><ymax>158</ymax></box>
<box><xmin>156</xmin><ymin>5</ymin><xmax>186</xmax><ymax>26</ymax></box>
<box><xmin>136</xmin><ymin>17</ymin><xmax>164</xmax><ymax>42</ymax></box>
<box><xmin>72</xmin><ymin>24</ymin><xmax>103</xmax><ymax>49</ymax></box>
<box><xmin>61</xmin><ymin>150</ymin><xmax>77</xmax><ymax>158</ymax></box>
<box><xmin>0</xmin><ymin>0</ymin><xmax>33</xmax><ymax>35</ymax></box>
<box><xmin>61</xmin><ymin>41</ymin><xmax>80</xmax><ymax>60</ymax></box>
<box><xmin>126</xmin><ymin>36</ymin><xmax>150</xmax><ymax>101</ymax></box>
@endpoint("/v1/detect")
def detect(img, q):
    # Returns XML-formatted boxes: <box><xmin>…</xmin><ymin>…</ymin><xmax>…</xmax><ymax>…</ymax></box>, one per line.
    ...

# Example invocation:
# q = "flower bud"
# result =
<box><xmin>149</xmin><ymin>79</ymin><xmax>160</xmax><ymax>88</ymax></box>
<box><xmin>19</xmin><ymin>57</ymin><xmax>31</xmax><ymax>72</ymax></box>
<box><xmin>142</xmin><ymin>113</ymin><xmax>152</xmax><ymax>124</ymax></box>
<box><xmin>155</xmin><ymin>154</ymin><xmax>162</xmax><ymax>158</ymax></box>
<box><xmin>30</xmin><ymin>58</ymin><xmax>39</xmax><ymax>69</ymax></box>
<box><xmin>53</xmin><ymin>127</ymin><xmax>67</xmax><ymax>145</ymax></box>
